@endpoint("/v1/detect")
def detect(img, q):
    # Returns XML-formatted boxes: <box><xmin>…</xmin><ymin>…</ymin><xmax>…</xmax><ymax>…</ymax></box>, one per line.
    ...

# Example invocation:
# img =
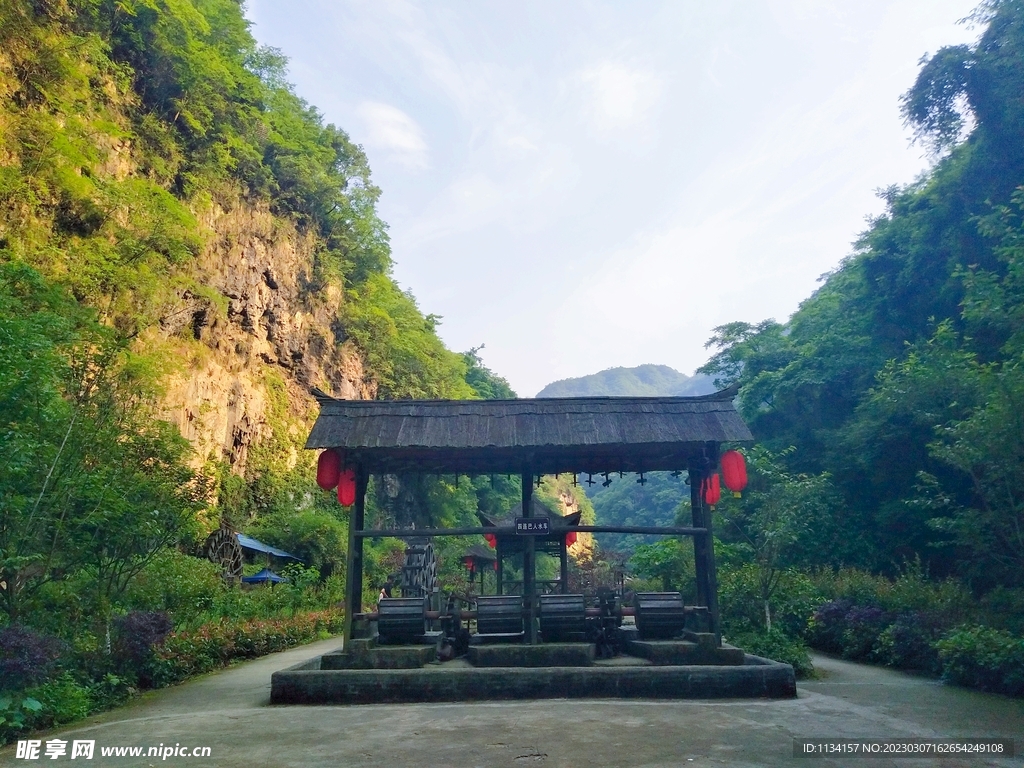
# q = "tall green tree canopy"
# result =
<box><xmin>700</xmin><ymin>0</ymin><xmax>1024</xmax><ymax>587</ymax></box>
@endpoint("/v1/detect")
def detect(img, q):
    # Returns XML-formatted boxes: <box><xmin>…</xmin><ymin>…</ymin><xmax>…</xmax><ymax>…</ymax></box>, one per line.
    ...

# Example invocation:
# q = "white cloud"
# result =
<box><xmin>356</xmin><ymin>101</ymin><xmax>429</xmax><ymax>169</ymax></box>
<box><xmin>247</xmin><ymin>0</ymin><xmax>983</xmax><ymax>397</ymax></box>
<box><xmin>503</xmin><ymin>134</ymin><xmax>539</xmax><ymax>153</ymax></box>
<box><xmin>576</xmin><ymin>62</ymin><xmax>663</xmax><ymax>132</ymax></box>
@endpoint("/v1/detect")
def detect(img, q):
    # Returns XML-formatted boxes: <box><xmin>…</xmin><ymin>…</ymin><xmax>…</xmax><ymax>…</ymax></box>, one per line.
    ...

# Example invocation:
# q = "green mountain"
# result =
<box><xmin>536</xmin><ymin>364</ymin><xmax>714</xmax><ymax>398</ymax></box>
<box><xmin>536</xmin><ymin>365</ymin><xmax>709</xmax><ymax>548</ymax></box>
<box><xmin>0</xmin><ymin>0</ymin><xmax>513</xmax><ymax>623</ymax></box>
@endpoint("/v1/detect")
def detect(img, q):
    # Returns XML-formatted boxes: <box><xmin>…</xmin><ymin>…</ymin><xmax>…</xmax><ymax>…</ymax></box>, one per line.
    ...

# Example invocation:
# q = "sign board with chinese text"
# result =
<box><xmin>515</xmin><ymin>517</ymin><xmax>550</xmax><ymax>535</ymax></box>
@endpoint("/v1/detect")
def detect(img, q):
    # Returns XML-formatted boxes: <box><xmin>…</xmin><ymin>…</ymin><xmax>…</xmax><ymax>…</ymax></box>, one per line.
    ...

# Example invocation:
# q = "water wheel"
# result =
<box><xmin>204</xmin><ymin>525</ymin><xmax>243</xmax><ymax>581</ymax></box>
<box><xmin>399</xmin><ymin>541</ymin><xmax>438</xmax><ymax>598</ymax></box>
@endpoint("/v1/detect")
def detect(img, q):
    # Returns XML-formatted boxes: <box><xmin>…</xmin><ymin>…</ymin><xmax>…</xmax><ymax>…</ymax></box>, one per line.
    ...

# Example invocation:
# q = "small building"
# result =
<box><xmin>477</xmin><ymin>499</ymin><xmax>580</xmax><ymax>595</ymax></box>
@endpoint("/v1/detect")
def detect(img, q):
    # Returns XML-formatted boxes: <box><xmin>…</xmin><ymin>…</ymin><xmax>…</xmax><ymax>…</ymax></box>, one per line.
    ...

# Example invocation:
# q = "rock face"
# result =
<box><xmin>552</xmin><ymin>486</ymin><xmax>594</xmax><ymax>560</ymax></box>
<box><xmin>158</xmin><ymin>201</ymin><xmax>373</xmax><ymax>474</ymax></box>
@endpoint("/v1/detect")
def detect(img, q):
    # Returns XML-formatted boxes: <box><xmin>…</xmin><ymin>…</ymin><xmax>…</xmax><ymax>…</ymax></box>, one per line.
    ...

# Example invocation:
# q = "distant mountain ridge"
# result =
<box><xmin>537</xmin><ymin>364</ymin><xmax>707</xmax><ymax>548</ymax></box>
<box><xmin>536</xmin><ymin>364</ymin><xmax>715</xmax><ymax>398</ymax></box>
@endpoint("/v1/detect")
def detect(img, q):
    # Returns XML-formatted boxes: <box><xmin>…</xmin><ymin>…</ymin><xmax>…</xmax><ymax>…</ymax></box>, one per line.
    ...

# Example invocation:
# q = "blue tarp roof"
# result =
<box><xmin>241</xmin><ymin>567</ymin><xmax>289</xmax><ymax>584</ymax></box>
<box><xmin>235</xmin><ymin>533</ymin><xmax>301</xmax><ymax>561</ymax></box>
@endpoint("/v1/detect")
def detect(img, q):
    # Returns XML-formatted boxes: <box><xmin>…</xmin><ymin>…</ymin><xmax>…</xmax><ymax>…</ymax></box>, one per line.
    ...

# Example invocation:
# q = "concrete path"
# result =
<box><xmin>2</xmin><ymin>643</ymin><xmax>1022</xmax><ymax>767</ymax></box>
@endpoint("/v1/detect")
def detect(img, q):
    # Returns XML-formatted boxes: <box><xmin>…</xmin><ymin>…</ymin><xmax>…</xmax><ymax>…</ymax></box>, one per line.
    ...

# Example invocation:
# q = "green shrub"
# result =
<box><xmin>810</xmin><ymin>565</ymin><xmax>971</xmax><ymax>626</ymax></box>
<box><xmin>979</xmin><ymin>588</ymin><xmax>1024</xmax><ymax>635</ymax></box>
<box><xmin>719</xmin><ymin>564</ymin><xmax>823</xmax><ymax>638</ymax></box>
<box><xmin>86</xmin><ymin>673</ymin><xmax>136</xmax><ymax>712</ymax></box>
<box><xmin>25</xmin><ymin>674</ymin><xmax>91</xmax><ymax>727</ymax></box>
<box><xmin>0</xmin><ymin>695</ymin><xmax>43</xmax><ymax>745</ymax></box>
<box><xmin>122</xmin><ymin>549</ymin><xmax>223</xmax><ymax>617</ymax></box>
<box><xmin>840</xmin><ymin>605</ymin><xmax>892</xmax><ymax>661</ymax></box>
<box><xmin>149</xmin><ymin>610</ymin><xmax>342</xmax><ymax>687</ymax></box>
<box><xmin>886</xmin><ymin>564</ymin><xmax>971</xmax><ymax>620</ymax></box>
<box><xmin>811</xmin><ymin>568</ymin><xmax>891</xmax><ymax>607</ymax></box>
<box><xmin>936</xmin><ymin>626</ymin><xmax>1024</xmax><ymax>696</ymax></box>
<box><xmin>728</xmin><ymin>627</ymin><xmax>815</xmax><ymax>678</ymax></box>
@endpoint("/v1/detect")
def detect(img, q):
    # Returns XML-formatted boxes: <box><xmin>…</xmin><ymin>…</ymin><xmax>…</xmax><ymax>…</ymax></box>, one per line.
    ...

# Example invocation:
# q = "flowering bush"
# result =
<box><xmin>149</xmin><ymin>610</ymin><xmax>342</xmax><ymax>687</ymax></box>
<box><xmin>806</xmin><ymin>601</ymin><xmax>892</xmax><ymax>661</ymax></box>
<box><xmin>805</xmin><ymin>599</ymin><xmax>854</xmax><ymax>654</ymax></box>
<box><xmin>876</xmin><ymin>612</ymin><xmax>943</xmax><ymax>673</ymax></box>
<box><xmin>840</xmin><ymin>605</ymin><xmax>892</xmax><ymax>661</ymax></box>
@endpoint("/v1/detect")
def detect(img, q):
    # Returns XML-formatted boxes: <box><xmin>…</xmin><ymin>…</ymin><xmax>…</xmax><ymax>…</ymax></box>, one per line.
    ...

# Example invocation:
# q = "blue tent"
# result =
<box><xmin>241</xmin><ymin>567</ymin><xmax>289</xmax><ymax>585</ymax></box>
<box><xmin>235</xmin><ymin>533</ymin><xmax>302</xmax><ymax>561</ymax></box>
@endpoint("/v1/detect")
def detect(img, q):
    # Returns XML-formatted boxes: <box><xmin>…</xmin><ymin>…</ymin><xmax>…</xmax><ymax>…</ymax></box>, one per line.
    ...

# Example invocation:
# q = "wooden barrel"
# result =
<box><xmin>475</xmin><ymin>595</ymin><xmax>524</xmax><ymax>636</ymax></box>
<box><xmin>634</xmin><ymin>592</ymin><xmax>686</xmax><ymax>640</ymax></box>
<box><xmin>377</xmin><ymin>597</ymin><xmax>427</xmax><ymax>644</ymax></box>
<box><xmin>539</xmin><ymin>593</ymin><xmax>587</xmax><ymax>642</ymax></box>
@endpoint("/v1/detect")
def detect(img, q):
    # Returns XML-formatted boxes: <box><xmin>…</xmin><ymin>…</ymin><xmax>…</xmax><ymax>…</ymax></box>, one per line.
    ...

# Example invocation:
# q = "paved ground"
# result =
<box><xmin>2</xmin><ymin>641</ymin><xmax>1022</xmax><ymax>767</ymax></box>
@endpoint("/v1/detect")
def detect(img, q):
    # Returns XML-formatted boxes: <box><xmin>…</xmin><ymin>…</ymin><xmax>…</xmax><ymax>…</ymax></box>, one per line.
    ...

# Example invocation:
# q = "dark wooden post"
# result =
<box><xmin>689</xmin><ymin>460</ymin><xmax>722</xmax><ymax>646</ymax></box>
<box><xmin>496</xmin><ymin>546</ymin><xmax>503</xmax><ymax>595</ymax></box>
<box><xmin>342</xmin><ymin>465</ymin><xmax>368</xmax><ymax>650</ymax></box>
<box><xmin>705</xmin><ymin>498</ymin><xmax>722</xmax><ymax>647</ymax></box>
<box><xmin>688</xmin><ymin>464</ymin><xmax>709</xmax><ymax>610</ymax></box>
<box><xmin>560</xmin><ymin>538</ymin><xmax>569</xmax><ymax>594</ymax></box>
<box><xmin>521</xmin><ymin>469</ymin><xmax>537</xmax><ymax>643</ymax></box>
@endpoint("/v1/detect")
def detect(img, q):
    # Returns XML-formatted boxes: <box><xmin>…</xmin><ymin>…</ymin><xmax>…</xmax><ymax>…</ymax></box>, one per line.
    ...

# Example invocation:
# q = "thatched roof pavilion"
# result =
<box><xmin>306</xmin><ymin>387</ymin><xmax>751</xmax><ymax>475</ymax></box>
<box><xmin>305</xmin><ymin>386</ymin><xmax>752</xmax><ymax>645</ymax></box>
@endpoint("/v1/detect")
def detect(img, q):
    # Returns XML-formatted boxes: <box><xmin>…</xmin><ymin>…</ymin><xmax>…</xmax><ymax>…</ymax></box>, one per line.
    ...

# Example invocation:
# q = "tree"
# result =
<box><xmin>630</xmin><ymin>539</ymin><xmax>694</xmax><ymax>594</ymax></box>
<box><xmin>715</xmin><ymin>447</ymin><xmax>836</xmax><ymax>632</ymax></box>
<box><xmin>0</xmin><ymin>263</ymin><xmax>207</xmax><ymax>624</ymax></box>
<box><xmin>462</xmin><ymin>346</ymin><xmax>515</xmax><ymax>399</ymax></box>
<box><xmin>698</xmin><ymin>1</ymin><xmax>1024</xmax><ymax>583</ymax></box>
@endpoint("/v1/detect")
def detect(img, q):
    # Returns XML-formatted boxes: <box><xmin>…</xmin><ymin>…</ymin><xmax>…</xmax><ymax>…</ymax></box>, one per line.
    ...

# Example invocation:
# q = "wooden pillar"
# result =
<box><xmin>342</xmin><ymin>465</ymin><xmax>368</xmax><ymax>650</ymax></box>
<box><xmin>521</xmin><ymin>469</ymin><xmax>537</xmax><ymax>643</ymax></box>
<box><xmin>688</xmin><ymin>464</ymin><xmax>709</xmax><ymax>609</ymax></box>
<box><xmin>705</xmin><ymin>497</ymin><xmax>722</xmax><ymax>647</ymax></box>
<box><xmin>496</xmin><ymin>546</ymin><xmax>503</xmax><ymax>595</ymax></box>
<box><xmin>560</xmin><ymin>538</ymin><xmax>569</xmax><ymax>594</ymax></box>
<box><xmin>688</xmin><ymin>461</ymin><xmax>721</xmax><ymax>646</ymax></box>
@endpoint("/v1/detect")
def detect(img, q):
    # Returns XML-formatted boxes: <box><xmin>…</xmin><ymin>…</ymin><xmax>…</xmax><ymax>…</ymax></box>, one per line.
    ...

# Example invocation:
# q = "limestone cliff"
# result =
<box><xmin>157</xmin><ymin>201</ymin><xmax>374</xmax><ymax>475</ymax></box>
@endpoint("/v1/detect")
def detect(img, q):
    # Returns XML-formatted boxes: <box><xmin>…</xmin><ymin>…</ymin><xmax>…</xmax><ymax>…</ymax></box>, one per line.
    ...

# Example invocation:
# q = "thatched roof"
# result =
<box><xmin>305</xmin><ymin>386</ymin><xmax>751</xmax><ymax>475</ymax></box>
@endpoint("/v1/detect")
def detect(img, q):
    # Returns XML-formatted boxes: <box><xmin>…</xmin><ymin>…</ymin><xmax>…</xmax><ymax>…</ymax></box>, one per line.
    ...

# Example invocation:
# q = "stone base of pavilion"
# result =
<box><xmin>269</xmin><ymin>639</ymin><xmax>796</xmax><ymax>704</ymax></box>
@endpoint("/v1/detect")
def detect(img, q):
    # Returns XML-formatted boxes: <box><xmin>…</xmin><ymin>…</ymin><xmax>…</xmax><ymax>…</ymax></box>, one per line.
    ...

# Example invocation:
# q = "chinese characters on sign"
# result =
<box><xmin>514</xmin><ymin>517</ymin><xmax>551</xmax><ymax>535</ymax></box>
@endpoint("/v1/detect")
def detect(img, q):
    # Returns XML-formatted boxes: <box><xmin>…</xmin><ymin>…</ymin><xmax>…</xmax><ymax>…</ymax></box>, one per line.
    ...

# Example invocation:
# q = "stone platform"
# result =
<box><xmin>467</xmin><ymin>642</ymin><xmax>595</xmax><ymax>667</ymax></box>
<box><xmin>270</xmin><ymin>640</ymin><xmax>796</xmax><ymax>704</ymax></box>
<box><xmin>622</xmin><ymin>629</ymin><xmax>746</xmax><ymax>666</ymax></box>
<box><xmin>319</xmin><ymin>644</ymin><xmax>435</xmax><ymax>670</ymax></box>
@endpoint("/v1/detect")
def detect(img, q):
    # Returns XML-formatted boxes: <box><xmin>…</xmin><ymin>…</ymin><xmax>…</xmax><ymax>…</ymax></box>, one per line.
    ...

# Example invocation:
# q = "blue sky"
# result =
<box><xmin>246</xmin><ymin>0</ymin><xmax>980</xmax><ymax>396</ymax></box>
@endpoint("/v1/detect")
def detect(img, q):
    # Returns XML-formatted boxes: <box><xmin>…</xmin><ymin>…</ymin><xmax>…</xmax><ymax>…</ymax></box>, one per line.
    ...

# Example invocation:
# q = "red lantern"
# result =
<box><xmin>337</xmin><ymin>468</ymin><xmax>357</xmax><ymax>506</ymax></box>
<box><xmin>484</xmin><ymin>533</ymin><xmax>497</xmax><ymax>549</ymax></box>
<box><xmin>721</xmin><ymin>450</ymin><xmax>748</xmax><ymax>497</ymax></box>
<box><xmin>565</xmin><ymin>531</ymin><xmax>577</xmax><ymax>547</ymax></box>
<box><xmin>464</xmin><ymin>556</ymin><xmax>475</xmax><ymax>574</ymax></box>
<box><xmin>493</xmin><ymin>560</ymin><xmax>499</xmax><ymax>571</ymax></box>
<box><xmin>316</xmin><ymin>450</ymin><xmax>341</xmax><ymax>490</ymax></box>
<box><xmin>703</xmin><ymin>473</ymin><xmax>721</xmax><ymax>506</ymax></box>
